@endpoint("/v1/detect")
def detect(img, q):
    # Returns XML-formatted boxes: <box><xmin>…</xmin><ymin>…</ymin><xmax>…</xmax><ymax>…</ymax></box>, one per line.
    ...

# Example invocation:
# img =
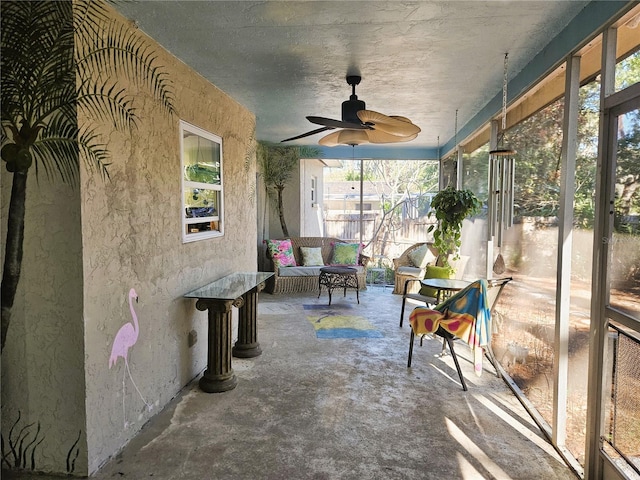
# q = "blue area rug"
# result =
<box><xmin>303</xmin><ymin>305</ymin><xmax>383</xmax><ymax>339</ymax></box>
<box><xmin>303</xmin><ymin>304</ymin><xmax>353</xmax><ymax>310</ymax></box>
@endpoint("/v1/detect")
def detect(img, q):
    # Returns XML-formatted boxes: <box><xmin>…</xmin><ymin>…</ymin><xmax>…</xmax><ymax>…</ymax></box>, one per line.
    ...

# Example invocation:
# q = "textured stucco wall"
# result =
<box><xmin>1</xmin><ymin>173</ymin><xmax>86</xmax><ymax>475</ymax></box>
<box><xmin>50</xmin><ymin>2</ymin><xmax>256</xmax><ymax>473</ymax></box>
<box><xmin>1</xmin><ymin>1</ymin><xmax>256</xmax><ymax>475</ymax></box>
<box><xmin>1</xmin><ymin>2</ymin><xmax>87</xmax><ymax>474</ymax></box>
<box><xmin>77</xmin><ymin>4</ymin><xmax>257</xmax><ymax>475</ymax></box>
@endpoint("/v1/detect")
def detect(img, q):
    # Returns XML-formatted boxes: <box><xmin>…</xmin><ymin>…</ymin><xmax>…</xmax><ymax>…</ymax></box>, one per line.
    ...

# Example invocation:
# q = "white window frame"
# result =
<box><xmin>180</xmin><ymin>120</ymin><xmax>224</xmax><ymax>242</ymax></box>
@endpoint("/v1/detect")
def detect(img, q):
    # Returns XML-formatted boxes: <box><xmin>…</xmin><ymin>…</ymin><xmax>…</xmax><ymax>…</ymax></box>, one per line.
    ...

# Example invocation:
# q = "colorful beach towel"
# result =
<box><xmin>408</xmin><ymin>279</ymin><xmax>491</xmax><ymax>375</ymax></box>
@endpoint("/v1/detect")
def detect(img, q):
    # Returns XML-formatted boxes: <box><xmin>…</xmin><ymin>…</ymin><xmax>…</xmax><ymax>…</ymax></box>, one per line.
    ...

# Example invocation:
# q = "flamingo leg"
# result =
<box><xmin>125</xmin><ymin>356</ymin><xmax>152</xmax><ymax>411</ymax></box>
<box><xmin>122</xmin><ymin>362</ymin><xmax>128</xmax><ymax>428</ymax></box>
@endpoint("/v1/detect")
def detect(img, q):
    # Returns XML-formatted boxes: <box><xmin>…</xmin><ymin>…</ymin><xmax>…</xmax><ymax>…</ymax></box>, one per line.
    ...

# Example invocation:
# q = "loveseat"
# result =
<box><xmin>264</xmin><ymin>237</ymin><xmax>369</xmax><ymax>294</ymax></box>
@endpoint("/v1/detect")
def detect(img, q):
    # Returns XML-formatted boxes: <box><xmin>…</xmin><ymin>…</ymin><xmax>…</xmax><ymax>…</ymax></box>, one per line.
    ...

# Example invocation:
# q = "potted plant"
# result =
<box><xmin>427</xmin><ymin>186</ymin><xmax>481</xmax><ymax>272</ymax></box>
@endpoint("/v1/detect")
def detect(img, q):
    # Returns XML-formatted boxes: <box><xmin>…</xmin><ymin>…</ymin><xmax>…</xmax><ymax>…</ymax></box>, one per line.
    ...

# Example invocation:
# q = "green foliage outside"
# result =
<box><xmin>355</xmin><ymin>159</ymin><xmax>439</xmax><ymax>247</ymax></box>
<box><xmin>463</xmin><ymin>51</ymin><xmax>640</xmax><ymax>233</ymax></box>
<box><xmin>344</xmin><ymin>169</ymin><xmax>373</xmax><ymax>182</ymax></box>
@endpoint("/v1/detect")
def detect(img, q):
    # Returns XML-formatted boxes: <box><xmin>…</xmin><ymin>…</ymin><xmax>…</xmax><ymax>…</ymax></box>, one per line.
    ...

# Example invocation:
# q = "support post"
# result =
<box><xmin>553</xmin><ymin>53</ymin><xmax>581</xmax><ymax>447</ymax></box>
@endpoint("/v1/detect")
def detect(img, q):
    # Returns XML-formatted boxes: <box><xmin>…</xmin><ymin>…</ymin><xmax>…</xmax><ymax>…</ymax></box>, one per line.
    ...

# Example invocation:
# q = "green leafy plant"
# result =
<box><xmin>427</xmin><ymin>186</ymin><xmax>480</xmax><ymax>270</ymax></box>
<box><xmin>1</xmin><ymin>0</ymin><xmax>175</xmax><ymax>352</ymax></box>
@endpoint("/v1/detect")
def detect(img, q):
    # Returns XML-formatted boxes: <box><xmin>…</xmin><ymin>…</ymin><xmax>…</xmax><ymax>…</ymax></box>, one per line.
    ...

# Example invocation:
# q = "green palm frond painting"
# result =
<box><xmin>1</xmin><ymin>0</ymin><xmax>176</xmax><ymax>352</ymax></box>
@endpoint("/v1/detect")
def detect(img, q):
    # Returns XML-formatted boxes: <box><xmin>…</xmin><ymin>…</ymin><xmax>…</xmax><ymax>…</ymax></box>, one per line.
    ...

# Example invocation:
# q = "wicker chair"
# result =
<box><xmin>392</xmin><ymin>243</ymin><xmax>470</xmax><ymax>295</ymax></box>
<box><xmin>392</xmin><ymin>243</ymin><xmax>438</xmax><ymax>294</ymax></box>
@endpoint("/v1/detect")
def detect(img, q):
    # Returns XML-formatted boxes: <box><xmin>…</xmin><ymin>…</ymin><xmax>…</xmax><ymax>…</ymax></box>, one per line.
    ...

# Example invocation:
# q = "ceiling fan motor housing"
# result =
<box><xmin>342</xmin><ymin>75</ymin><xmax>366</xmax><ymax>123</ymax></box>
<box><xmin>342</xmin><ymin>98</ymin><xmax>365</xmax><ymax>124</ymax></box>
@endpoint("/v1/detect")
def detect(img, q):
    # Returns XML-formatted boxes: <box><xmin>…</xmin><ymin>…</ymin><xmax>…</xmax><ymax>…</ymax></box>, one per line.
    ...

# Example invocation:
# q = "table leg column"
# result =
<box><xmin>233</xmin><ymin>285</ymin><xmax>263</xmax><ymax>358</ymax></box>
<box><xmin>196</xmin><ymin>299</ymin><xmax>238</xmax><ymax>393</ymax></box>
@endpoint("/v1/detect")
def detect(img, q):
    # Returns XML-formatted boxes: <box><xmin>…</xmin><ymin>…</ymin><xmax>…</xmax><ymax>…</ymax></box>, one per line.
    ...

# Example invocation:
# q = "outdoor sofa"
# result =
<box><xmin>264</xmin><ymin>237</ymin><xmax>369</xmax><ymax>294</ymax></box>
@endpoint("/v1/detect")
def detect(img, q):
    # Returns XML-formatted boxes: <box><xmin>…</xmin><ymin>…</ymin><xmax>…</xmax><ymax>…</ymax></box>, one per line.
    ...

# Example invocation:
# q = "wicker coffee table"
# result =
<box><xmin>318</xmin><ymin>266</ymin><xmax>359</xmax><ymax>305</ymax></box>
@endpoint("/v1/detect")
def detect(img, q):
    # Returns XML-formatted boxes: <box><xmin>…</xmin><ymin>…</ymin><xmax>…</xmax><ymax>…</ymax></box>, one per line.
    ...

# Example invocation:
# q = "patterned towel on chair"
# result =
<box><xmin>408</xmin><ymin>279</ymin><xmax>491</xmax><ymax>376</ymax></box>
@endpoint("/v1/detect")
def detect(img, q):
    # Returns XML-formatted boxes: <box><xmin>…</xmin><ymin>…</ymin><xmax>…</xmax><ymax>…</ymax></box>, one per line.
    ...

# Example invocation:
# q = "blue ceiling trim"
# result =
<box><xmin>300</xmin><ymin>145</ymin><xmax>440</xmax><ymax>160</ymax></box>
<box><xmin>441</xmin><ymin>0</ymin><xmax>631</xmax><ymax>156</ymax></box>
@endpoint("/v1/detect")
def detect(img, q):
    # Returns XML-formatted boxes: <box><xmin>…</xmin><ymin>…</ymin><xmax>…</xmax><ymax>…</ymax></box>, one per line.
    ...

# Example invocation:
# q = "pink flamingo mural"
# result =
<box><xmin>109</xmin><ymin>288</ymin><xmax>152</xmax><ymax>427</ymax></box>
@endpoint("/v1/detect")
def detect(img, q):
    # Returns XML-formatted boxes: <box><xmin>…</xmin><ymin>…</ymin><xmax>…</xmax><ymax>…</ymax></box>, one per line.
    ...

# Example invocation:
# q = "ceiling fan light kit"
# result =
<box><xmin>318</xmin><ymin>129</ymin><xmax>369</xmax><ymax>147</ymax></box>
<box><xmin>318</xmin><ymin>129</ymin><xmax>419</xmax><ymax>147</ymax></box>
<box><xmin>282</xmin><ymin>75</ymin><xmax>421</xmax><ymax>146</ymax></box>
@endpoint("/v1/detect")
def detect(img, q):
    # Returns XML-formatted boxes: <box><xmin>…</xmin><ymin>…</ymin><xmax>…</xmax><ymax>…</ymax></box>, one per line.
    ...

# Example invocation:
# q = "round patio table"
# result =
<box><xmin>318</xmin><ymin>266</ymin><xmax>359</xmax><ymax>305</ymax></box>
<box><xmin>420</xmin><ymin>278</ymin><xmax>470</xmax><ymax>303</ymax></box>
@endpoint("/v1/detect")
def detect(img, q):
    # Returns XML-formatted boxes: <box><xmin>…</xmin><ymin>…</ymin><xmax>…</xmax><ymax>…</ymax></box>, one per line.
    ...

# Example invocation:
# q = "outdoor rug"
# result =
<box><xmin>303</xmin><ymin>305</ymin><xmax>383</xmax><ymax>339</ymax></box>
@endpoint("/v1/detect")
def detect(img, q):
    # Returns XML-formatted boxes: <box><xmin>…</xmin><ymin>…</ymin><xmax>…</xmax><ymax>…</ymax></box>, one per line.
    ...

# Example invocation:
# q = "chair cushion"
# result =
<box><xmin>278</xmin><ymin>266</ymin><xmax>324</xmax><ymax>277</ymax></box>
<box><xmin>419</xmin><ymin>265</ymin><xmax>451</xmax><ymax>297</ymax></box>
<box><xmin>405</xmin><ymin>292</ymin><xmax>437</xmax><ymax>306</ymax></box>
<box><xmin>408</xmin><ymin>244</ymin><xmax>436</xmax><ymax>269</ymax></box>
<box><xmin>265</xmin><ymin>239</ymin><xmax>297</xmax><ymax>267</ymax></box>
<box><xmin>396</xmin><ymin>266</ymin><xmax>423</xmax><ymax>277</ymax></box>
<box><xmin>300</xmin><ymin>247</ymin><xmax>324</xmax><ymax>266</ymax></box>
<box><xmin>278</xmin><ymin>265</ymin><xmax>365</xmax><ymax>277</ymax></box>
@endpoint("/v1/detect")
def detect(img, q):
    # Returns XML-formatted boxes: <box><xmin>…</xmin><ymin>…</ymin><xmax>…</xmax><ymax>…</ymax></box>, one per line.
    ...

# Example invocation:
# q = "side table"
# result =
<box><xmin>318</xmin><ymin>266</ymin><xmax>359</xmax><ymax>305</ymax></box>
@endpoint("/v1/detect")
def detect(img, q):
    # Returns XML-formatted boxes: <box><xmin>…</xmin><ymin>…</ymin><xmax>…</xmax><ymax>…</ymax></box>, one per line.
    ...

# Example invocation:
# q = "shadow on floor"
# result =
<box><xmin>4</xmin><ymin>286</ymin><xmax>578</xmax><ymax>480</ymax></box>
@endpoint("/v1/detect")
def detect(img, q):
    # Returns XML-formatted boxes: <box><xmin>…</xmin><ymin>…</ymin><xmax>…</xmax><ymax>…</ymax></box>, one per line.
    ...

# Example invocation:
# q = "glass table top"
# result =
<box><xmin>184</xmin><ymin>272</ymin><xmax>274</xmax><ymax>300</ymax></box>
<box><xmin>419</xmin><ymin>278</ymin><xmax>471</xmax><ymax>291</ymax></box>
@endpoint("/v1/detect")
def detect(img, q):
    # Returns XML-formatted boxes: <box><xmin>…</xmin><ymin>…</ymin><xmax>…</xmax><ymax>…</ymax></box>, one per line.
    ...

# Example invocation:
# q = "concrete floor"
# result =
<box><xmin>6</xmin><ymin>286</ymin><xmax>578</xmax><ymax>480</ymax></box>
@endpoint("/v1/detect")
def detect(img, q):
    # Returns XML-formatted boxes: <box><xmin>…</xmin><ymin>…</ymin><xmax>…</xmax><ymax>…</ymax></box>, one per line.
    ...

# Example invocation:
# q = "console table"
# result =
<box><xmin>184</xmin><ymin>272</ymin><xmax>273</xmax><ymax>393</ymax></box>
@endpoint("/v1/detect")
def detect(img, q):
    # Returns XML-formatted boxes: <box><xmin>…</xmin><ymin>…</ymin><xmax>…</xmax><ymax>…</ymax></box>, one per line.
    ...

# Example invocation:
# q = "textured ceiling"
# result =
<box><xmin>113</xmin><ymin>1</ymin><xmax>592</xmax><ymax>151</ymax></box>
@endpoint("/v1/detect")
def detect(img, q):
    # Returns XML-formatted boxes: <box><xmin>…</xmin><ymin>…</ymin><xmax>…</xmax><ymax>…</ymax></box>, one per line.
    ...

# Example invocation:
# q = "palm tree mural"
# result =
<box><xmin>0</xmin><ymin>0</ymin><xmax>176</xmax><ymax>352</ymax></box>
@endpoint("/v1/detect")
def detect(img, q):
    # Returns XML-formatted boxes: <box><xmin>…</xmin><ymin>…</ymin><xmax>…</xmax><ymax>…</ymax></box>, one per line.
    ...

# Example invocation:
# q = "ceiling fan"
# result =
<box><xmin>281</xmin><ymin>75</ymin><xmax>421</xmax><ymax>146</ymax></box>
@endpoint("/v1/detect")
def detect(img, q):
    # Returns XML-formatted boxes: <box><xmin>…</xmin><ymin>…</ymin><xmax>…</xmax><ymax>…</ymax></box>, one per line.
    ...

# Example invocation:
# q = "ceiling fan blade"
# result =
<box><xmin>357</xmin><ymin>110</ymin><xmax>421</xmax><ymax>137</ymax></box>
<box><xmin>306</xmin><ymin>116</ymin><xmax>370</xmax><ymax>130</ymax></box>
<box><xmin>366</xmin><ymin>129</ymin><xmax>419</xmax><ymax>144</ymax></box>
<box><xmin>281</xmin><ymin>126</ymin><xmax>333</xmax><ymax>142</ymax></box>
